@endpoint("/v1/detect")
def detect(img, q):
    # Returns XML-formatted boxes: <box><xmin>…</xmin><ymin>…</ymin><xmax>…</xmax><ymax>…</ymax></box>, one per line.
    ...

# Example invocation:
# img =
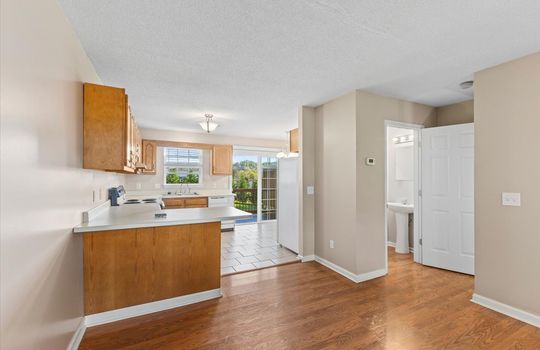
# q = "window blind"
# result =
<box><xmin>164</xmin><ymin>148</ymin><xmax>202</xmax><ymax>166</ymax></box>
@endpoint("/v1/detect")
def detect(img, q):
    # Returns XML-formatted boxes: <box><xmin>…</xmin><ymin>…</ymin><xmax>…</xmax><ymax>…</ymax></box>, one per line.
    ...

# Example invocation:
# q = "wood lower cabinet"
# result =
<box><xmin>83</xmin><ymin>222</ymin><xmax>221</xmax><ymax>315</ymax></box>
<box><xmin>163</xmin><ymin>197</ymin><xmax>208</xmax><ymax>209</ymax></box>
<box><xmin>212</xmin><ymin>145</ymin><xmax>233</xmax><ymax>175</ymax></box>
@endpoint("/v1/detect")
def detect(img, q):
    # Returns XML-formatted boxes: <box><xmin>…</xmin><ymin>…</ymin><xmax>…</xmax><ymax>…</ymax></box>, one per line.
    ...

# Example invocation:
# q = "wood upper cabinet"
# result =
<box><xmin>141</xmin><ymin>140</ymin><xmax>157</xmax><ymax>174</ymax></box>
<box><xmin>84</xmin><ymin>83</ymin><xmax>133</xmax><ymax>172</ymax></box>
<box><xmin>289</xmin><ymin>128</ymin><xmax>299</xmax><ymax>153</ymax></box>
<box><xmin>83</xmin><ymin>83</ymin><xmax>143</xmax><ymax>173</ymax></box>
<box><xmin>212</xmin><ymin>145</ymin><xmax>233</xmax><ymax>175</ymax></box>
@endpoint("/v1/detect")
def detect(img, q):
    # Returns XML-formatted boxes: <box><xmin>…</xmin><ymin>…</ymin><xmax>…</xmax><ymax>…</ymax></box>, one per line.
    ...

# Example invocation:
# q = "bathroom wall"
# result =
<box><xmin>1</xmin><ymin>0</ymin><xmax>124</xmax><ymax>348</ymax></box>
<box><xmin>386</xmin><ymin>127</ymin><xmax>414</xmax><ymax>248</ymax></box>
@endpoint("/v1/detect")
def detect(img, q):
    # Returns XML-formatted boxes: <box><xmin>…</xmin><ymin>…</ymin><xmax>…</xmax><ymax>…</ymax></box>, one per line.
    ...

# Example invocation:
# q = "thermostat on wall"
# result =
<box><xmin>365</xmin><ymin>157</ymin><xmax>376</xmax><ymax>166</ymax></box>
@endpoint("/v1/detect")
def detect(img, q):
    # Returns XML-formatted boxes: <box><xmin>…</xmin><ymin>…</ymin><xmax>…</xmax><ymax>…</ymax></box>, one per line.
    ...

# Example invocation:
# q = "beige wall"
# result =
<box><xmin>299</xmin><ymin>107</ymin><xmax>315</xmax><ymax>257</ymax></box>
<box><xmin>474</xmin><ymin>52</ymin><xmax>540</xmax><ymax>316</ymax></box>
<box><xmin>436</xmin><ymin>100</ymin><xmax>474</xmax><ymax>126</ymax></box>
<box><xmin>0</xmin><ymin>0</ymin><xmax>124</xmax><ymax>348</ymax></box>
<box><xmin>314</xmin><ymin>92</ymin><xmax>358</xmax><ymax>272</ymax></box>
<box><xmin>311</xmin><ymin>91</ymin><xmax>436</xmax><ymax>275</ymax></box>
<box><xmin>355</xmin><ymin>91</ymin><xmax>436</xmax><ymax>274</ymax></box>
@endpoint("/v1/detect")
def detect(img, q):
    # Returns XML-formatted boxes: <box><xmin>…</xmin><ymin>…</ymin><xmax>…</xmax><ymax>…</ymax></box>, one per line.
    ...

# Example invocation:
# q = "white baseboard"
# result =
<box><xmin>300</xmin><ymin>254</ymin><xmax>315</xmax><ymax>262</ymax></box>
<box><xmin>472</xmin><ymin>293</ymin><xmax>540</xmax><ymax>328</ymax></box>
<box><xmin>314</xmin><ymin>256</ymin><xmax>387</xmax><ymax>283</ymax></box>
<box><xmin>387</xmin><ymin>241</ymin><xmax>414</xmax><ymax>253</ymax></box>
<box><xmin>66</xmin><ymin>318</ymin><xmax>86</xmax><ymax>350</ymax></box>
<box><xmin>85</xmin><ymin>288</ymin><xmax>221</xmax><ymax>327</ymax></box>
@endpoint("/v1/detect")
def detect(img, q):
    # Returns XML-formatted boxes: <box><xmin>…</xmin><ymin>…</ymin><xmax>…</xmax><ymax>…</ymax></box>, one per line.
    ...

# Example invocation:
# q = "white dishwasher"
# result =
<box><xmin>208</xmin><ymin>195</ymin><xmax>235</xmax><ymax>231</ymax></box>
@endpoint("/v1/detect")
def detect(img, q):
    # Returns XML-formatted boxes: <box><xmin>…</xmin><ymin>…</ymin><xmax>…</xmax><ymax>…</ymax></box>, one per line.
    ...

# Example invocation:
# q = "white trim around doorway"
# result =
<box><xmin>384</xmin><ymin>120</ymin><xmax>424</xmax><ymax>271</ymax></box>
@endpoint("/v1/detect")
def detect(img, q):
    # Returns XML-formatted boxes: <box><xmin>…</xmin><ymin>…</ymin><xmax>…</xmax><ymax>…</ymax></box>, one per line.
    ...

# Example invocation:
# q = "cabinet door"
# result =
<box><xmin>184</xmin><ymin>197</ymin><xmax>208</xmax><ymax>208</ymax></box>
<box><xmin>212</xmin><ymin>145</ymin><xmax>232</xmax><ymax>175</ymax></box>
<box><xmin>163</xmin><ymin>198</ymin><xmax>185</xmax><ymax>208</ymax></box>
<box><xmin>133</xmin><ymin>121</ymin><xmax>142</xmax><ymax>166</ymax></box>
<box><xmin>142</xmin><ymin>140</ymin><xmax>157</xmax><ymax>174</ymax></box>
<box><xmin>289</xmin><ymin>128</ymin><xmax>299</xmax><ymax>153</ymax></box>
<box><xmin>125</xmin><ymin>100</ymin><xmax>133</xmax><ymax>169</ymax></box>
<box><xmin>83</xmin><ymin>83</ymin><xmax>129</xmax><ymax>172</ymax></box>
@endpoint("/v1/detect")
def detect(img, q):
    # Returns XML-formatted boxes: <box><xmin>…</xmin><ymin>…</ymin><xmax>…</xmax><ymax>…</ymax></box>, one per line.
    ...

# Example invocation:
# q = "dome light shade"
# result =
<box><xmin>200</xmin><ymin>114</ymin><xmax>219</xmax><ymax>133</ymax></box>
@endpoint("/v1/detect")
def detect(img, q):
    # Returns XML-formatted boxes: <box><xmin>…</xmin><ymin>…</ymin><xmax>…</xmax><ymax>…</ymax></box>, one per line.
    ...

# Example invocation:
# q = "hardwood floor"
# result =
<box><xmin>79</xmin><ymin>249</ymin><xmax>540</xmax><ymax>349</ymax></box>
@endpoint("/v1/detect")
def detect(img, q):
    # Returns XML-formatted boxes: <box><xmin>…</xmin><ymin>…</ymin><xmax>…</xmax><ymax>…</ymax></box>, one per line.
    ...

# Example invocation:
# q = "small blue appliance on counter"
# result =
<box><xmin>108</xmin><ymin>185</ymin><xmax>125</xmax><ymax>206</ymax></box>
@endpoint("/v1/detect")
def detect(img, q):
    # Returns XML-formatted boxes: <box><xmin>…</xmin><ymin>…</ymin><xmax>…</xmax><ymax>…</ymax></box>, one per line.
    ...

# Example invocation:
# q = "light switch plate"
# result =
<box><xmin>307</xmin><ymin>186</ymin><xmax>315</xmax><ymax>195</ymax></box>
<box><xmin>502</xmin><ymin>192</ymin><xmax>521</xmax><ymax>206</ymax></box>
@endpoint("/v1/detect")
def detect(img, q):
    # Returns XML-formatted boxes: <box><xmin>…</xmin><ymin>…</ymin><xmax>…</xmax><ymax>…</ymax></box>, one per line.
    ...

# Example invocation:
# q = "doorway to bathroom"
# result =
<box><xmin>384</xmin><ymin>121</ymin><xmax>423</xmax><ymax>271</ymax></box>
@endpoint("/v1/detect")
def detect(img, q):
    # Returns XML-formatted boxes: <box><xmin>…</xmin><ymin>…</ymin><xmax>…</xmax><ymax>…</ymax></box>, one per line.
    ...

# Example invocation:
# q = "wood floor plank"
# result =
<box><xmin>79</xmin><ymin>249</ymin><xmax>540</xmax><ymax>350</ymax></box>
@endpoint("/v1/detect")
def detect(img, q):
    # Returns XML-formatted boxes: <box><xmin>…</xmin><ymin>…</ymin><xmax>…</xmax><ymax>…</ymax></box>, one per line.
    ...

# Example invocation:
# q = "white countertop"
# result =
<box><xmin>73</xmin><ymin>203</ymin><xmax>251</xmax><ymax>233</ymax></box>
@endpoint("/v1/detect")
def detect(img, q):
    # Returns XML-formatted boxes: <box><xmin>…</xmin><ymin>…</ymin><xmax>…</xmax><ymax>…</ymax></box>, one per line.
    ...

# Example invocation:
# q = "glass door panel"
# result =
<box><xmin>232</xmin><ymin>155</ymin><xmax>258</xmax><ymax>223</ymax></box>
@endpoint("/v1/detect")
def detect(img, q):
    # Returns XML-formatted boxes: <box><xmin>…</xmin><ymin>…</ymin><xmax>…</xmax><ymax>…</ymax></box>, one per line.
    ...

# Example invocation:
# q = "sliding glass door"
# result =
<box><xmin>260</xmin><ymin>156</ymin><xmax>277</xmax><ymax>220</ymax></box>
<box><xmin>232</xmin><ymin>149</ymin><xmax>278</xmax><ymax>224</ymax></box>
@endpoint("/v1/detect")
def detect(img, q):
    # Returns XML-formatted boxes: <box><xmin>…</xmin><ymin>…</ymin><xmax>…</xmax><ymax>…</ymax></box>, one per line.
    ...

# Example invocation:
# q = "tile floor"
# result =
<box><xmin>221</xmin><ymin>222</ymin><xmax>299</xmax><ymax>275</ymax></box>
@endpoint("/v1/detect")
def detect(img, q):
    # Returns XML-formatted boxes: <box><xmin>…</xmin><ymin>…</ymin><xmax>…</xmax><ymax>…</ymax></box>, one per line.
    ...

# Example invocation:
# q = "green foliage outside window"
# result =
<box><xmin>166</xmin><ymin>168</ymin><xmax>200</xmax><ymax>184</ymax></box>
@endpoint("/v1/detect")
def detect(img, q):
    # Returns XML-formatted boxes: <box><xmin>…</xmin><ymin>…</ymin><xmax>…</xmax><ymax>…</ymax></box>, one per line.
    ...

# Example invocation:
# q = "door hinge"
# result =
<box><xmin>418</xmin><ymin>189</ymin><xmax>422</xmax><ymax>197</ymax></box>
<box><xmin>419</xmin><ymin>238</ymin><xmax>423</xmax><ymax>246</ymax></box>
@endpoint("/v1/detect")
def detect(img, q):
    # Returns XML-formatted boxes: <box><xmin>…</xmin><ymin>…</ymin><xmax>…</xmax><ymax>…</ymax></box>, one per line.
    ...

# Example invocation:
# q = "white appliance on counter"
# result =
<box><xmin>208</xmin><ymin>195</ymin><xmax>235</xmax><ymax>231</ymax></box>
<box><xmin>277</xmin><ymin>157</ymin><xmax>299</xmax><ymax>253</ymax></box>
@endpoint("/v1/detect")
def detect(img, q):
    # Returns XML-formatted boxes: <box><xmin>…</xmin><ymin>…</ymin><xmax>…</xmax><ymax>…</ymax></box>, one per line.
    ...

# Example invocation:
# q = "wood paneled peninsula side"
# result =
<box><xmin>74</xmin><ymin>203</ymin><xmax>250</xmax><ymax>323</ymax></box>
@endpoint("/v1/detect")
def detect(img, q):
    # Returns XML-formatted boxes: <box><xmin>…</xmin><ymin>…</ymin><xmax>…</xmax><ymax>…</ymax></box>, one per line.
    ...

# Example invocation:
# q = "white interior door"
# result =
<box><xmin>421</xmin><ymin>123</ymin><xmax>474</xmax><ymax>275</ymax></box>
<box><xmin>277</xmin><ymin>157</ymin><xmax>299</xmax><ymax>253</ymax></box>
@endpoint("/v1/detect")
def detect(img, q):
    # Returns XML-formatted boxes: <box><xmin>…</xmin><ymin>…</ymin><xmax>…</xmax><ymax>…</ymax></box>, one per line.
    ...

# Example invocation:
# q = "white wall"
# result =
<box><xmin>386</xmin><ymin>127</ymin><xmax>414</xmax><ymax>246</ymax></box>
<box><xmin>124</xmin><ymin>146</ymin><xmax>231</xmax><ymax>191</ymax></box>
<box><xmin>124</xmin><ymin>128</ymin><xmax>285</xmax><ymax>192</ymax></box>
<box><xmin>0</xmin><ymin>0</ymin><xmax>124</xmax><ymax>348</ymax></box>
<box><xmin>141</xmin><ymin>128</ymin><xmax>286</xmax><ymax>148</ymax></box>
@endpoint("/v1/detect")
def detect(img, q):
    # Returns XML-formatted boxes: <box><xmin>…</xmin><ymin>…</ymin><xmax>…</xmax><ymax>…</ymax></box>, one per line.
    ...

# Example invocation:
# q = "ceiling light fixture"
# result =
<box><xmin>199</xmin><ymin>113</ymin><xmax>219</xmax><ymax>133</ymax></box>
<box><xmin>459</xmin><ymin>80</ymin><xmax>474</xmax><ymax>89</ymax></box>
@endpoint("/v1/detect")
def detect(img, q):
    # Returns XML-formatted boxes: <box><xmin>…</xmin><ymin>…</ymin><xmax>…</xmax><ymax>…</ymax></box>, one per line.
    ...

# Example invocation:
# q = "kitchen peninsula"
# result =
<box><xmin>74</xmin><ymin>202</ymin><xmax>250</xmax><ymax>325</ymax></box>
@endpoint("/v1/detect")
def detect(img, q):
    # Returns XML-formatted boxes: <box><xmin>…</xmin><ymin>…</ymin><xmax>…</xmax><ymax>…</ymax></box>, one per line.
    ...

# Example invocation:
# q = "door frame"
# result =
<box><xmin>384</xmin><ymin>120</ymin><xmax>424</xmax><ymax>271</ymax></box>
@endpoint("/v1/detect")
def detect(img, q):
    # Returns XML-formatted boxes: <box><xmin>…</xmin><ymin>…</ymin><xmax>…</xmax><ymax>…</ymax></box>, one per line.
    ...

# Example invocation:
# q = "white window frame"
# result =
<box><xmin>163</xmin><ymin>147</ymin><xmax>203</xmax><ymax>187</ymax></box>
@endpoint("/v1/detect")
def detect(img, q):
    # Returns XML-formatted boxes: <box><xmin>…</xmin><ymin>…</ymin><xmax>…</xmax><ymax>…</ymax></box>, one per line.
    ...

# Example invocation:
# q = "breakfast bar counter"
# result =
<box><xmin>76</xmin><ymin>203</ymin><xmax>251</xmax><ymax>323</ymax></box>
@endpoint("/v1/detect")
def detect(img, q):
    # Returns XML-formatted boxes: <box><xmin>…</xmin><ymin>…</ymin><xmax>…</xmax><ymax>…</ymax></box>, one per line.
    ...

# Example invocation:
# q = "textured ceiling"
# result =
<box><xmin>59</xmin><ymin>0</ymin><xmax>540</xmax><ymax>139</ymax></box>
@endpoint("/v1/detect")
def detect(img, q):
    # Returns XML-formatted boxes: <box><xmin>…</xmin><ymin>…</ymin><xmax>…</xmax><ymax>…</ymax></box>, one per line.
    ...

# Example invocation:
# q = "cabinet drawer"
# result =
<box><xmin>163</xmin><ymin>198</ymin><xmax>185</xmax><ymax>208</ymax></box>
<box><xmin>184</xmin><ymin>197</ymin><xmax>208</xmax><ymax>208</ymax></box>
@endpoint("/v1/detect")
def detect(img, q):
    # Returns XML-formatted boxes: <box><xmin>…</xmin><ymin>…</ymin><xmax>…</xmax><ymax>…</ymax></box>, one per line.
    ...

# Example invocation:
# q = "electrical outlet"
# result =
<box><xmin>154</xmin><ymin>183</ymin><xmax>161</xmax><ymax>189</ymax></box>
<box><xmin>136</xmin><ymin>183</ymin><xmax>142</xmax><ymax>190</ymax></box>
<box><xmin>330</xmin><ymin>240</ymin><xmax>334</xmax><ymax>249</ymax></box>
<box><xmin>307</xmin><ymin>186</ymin><xmax>315</xmax><ymax>195</ymax></box>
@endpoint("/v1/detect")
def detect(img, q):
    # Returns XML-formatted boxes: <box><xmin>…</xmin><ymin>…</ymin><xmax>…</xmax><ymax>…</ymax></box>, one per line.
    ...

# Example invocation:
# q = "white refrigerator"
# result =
<box><xmin>277</xmin><ymin>157</ymin><xmax>299</xmax><ymax>253</ymax></box>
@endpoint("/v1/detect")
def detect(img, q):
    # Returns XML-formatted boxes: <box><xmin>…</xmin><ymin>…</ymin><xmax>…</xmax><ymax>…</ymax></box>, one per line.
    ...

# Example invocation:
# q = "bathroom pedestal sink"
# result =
<box><xmin>387</xmin><ymin>202</ymin><xmax>414</xmax><ymax>254</ymax></box>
